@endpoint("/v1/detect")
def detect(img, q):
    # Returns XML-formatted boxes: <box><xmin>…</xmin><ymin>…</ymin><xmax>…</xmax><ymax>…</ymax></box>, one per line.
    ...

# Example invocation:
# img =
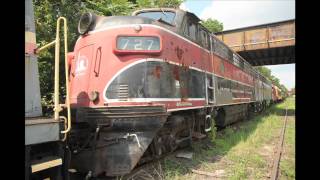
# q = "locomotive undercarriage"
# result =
<box><xmin>138</xmin><ymin>109</ymin><xmax>211</xmax><ymax>165</ymax></box>
<box><xmin>214</xmin><ymin>103</ymin><xmax>250</xmax><ymax>127</ymax></box>
<box><xmin>67</xmin><ymin>102</ymin><xmax>267</xmax><ymax>179</ymax></box>
<box><xmin>68</xmin><ymin>105</ymin><xmax>168</xmax><ymax>178</ymax></box>
<box><xmin>139</xmin><ymin>115</ymin><xmax>193</xmax><ymax>163</ymax></box>
<box><xmin>67</xmin><ymin>106</ymin><xmax>213</xmax><ymax>178</ymax></box>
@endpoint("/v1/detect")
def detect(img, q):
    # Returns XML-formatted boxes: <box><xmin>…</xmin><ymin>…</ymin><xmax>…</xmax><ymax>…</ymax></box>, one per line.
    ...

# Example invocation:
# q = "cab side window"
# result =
<box><xmin>184</xmin><ymin>19</ymin><xmax>197</xmax><ymax>41</ymax></box>
<box><xmin>199</xmin><ymin>27</ymin><xmax>210</xmax><ymax>50</ymax></box>
<box><xmin>213</xmin><ymin>37</ymin><xmax>230</xmax><ymax>60</ymax></box>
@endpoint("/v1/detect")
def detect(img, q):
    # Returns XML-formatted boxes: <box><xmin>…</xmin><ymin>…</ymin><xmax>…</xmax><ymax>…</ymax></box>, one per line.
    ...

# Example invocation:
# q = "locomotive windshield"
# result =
<box><xmin>136</xmin><ymin>11</ymin><xmax>176</xmax><ymax>25</ymax></box>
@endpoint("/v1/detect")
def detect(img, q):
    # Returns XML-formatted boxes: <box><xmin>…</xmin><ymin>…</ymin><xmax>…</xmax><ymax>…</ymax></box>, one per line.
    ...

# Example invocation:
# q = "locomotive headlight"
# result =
<box><xmin>134</xmin><ymin>25</ymin><xmax>142</xmax><ymax>32</ymax></box>
<box><xmin>115</xmin><ymin>36</ymin><xmax>161</xmax><ymax>54</ymax></box>
<box><xmin>78</xmin><ymin>12</ymin><xmax>96</xmax><ymax>35</ymax></box>
<box><xmin>89</xmin><ymin>91</ymin><xmax>99</xmax><ymax>102</ymax></box>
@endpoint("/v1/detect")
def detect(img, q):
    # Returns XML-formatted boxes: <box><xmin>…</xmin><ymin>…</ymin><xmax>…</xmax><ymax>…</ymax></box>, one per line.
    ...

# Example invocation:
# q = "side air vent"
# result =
<box><xmin>75</xmin><ymin>105</ymin><xmax>168</xmax><ymax>123</ymax></box>
<box><xmin>118</xmin><ymin>84</ymin><xmax>129</xmax><ymax>101</ymax></box>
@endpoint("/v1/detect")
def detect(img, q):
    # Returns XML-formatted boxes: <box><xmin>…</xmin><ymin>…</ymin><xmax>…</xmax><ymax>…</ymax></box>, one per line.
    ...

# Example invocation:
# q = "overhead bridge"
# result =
<box><xmin>215</xmin><ymin>19</ymin><xmax>295</xmax><ymax>66</ymax></box>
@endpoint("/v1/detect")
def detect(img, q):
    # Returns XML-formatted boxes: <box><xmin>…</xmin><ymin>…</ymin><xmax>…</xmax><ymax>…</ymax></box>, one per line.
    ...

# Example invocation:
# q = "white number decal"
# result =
<box><xmin>121</xmin><ymin>39</ymin><xmax>129</xmax><ymax>49</ymax></box>
<box><xmin>134</xmin><ymin>39</ymin><xmax>143</xmax><ymax>50</ymax></box>
<box><xmin>147</xmin><ymin>40</ymin><xmax>154</xmax><ymax>50</ymax></box>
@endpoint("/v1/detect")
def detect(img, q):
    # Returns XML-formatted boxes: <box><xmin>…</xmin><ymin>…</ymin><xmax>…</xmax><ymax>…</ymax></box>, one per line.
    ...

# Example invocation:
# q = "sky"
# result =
<box><xmin>180</xmin><ymin>0</ymin><xmax>295</xmax><ymax>90</ymax></box>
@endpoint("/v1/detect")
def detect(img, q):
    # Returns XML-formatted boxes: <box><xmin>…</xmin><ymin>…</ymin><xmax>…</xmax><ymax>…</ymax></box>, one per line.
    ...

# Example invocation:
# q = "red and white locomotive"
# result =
<box><xmin>66</xmin><ymin>8</ymin><xmax>273</xmax><ymax>178</ymax></box>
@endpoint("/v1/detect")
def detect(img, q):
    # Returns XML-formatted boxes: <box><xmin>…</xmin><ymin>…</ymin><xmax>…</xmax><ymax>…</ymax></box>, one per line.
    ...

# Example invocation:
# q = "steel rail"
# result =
<box><xmin>270</xmin><ymin>106</ymin><xmax>288</xmax><ymax>180</ymax></box>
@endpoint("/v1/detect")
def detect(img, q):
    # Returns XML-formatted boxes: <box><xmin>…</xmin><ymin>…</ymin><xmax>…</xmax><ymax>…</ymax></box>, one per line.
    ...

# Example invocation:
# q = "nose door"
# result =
<box><xmin>70</xmin><ymin>44</ymin><xmax>94</xmax><ymax>106</ymax></box>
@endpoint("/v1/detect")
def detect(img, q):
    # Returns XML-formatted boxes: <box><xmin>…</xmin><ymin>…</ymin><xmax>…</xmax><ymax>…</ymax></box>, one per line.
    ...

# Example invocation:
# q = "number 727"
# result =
<box><xmin>134</xmin><ymin>39</ymin><xmax>154</xmax><ymax>50</ymax></box>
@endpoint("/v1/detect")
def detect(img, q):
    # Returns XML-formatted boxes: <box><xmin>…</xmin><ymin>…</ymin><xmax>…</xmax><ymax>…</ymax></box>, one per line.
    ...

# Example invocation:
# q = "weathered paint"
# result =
<box><xmin>25</xmin><ymin>119</ymin><xmax>60</xmax><ymax>145</ymax></box>
<box><xmin>67</xmin><ymin>10</ymin><xmax>274</xmax><ymax>177</ymax></box>
<box><xmin>25</xmin><ymin>0</ymin><xmax>42</xmax><ymax>117</ymax></box>
<box><xmin>69</xmin><ymin>24</ymin><xmax>257</xmax><ymax>110</ymax></box>
<box><xmin>216</xmin><ymin>19</ymin><xmax>295</xmax><ymax>51</ymax></box>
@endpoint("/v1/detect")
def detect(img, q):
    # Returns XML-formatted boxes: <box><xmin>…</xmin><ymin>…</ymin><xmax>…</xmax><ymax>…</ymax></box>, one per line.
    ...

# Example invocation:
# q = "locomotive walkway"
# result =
<box><xmin>215</xmin><ymin>19</ymin><xmax>295</xmax><ymax>66</ymax></box>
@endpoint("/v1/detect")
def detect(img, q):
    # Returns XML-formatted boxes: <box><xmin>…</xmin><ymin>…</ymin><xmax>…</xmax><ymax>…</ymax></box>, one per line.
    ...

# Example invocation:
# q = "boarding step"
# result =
<box><xmin>31</xmin><ymin>156</ymin><xmax>62</xmax><ymax>173</ymax></box>
<box><xmin>25</xmin><ymin>117</ymin><xmax>61</xmax><ymax>145</ymax></box>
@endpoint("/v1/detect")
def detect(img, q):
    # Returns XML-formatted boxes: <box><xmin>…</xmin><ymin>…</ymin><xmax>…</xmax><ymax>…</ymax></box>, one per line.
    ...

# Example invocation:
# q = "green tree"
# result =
<box><xmin>84</xmin><ymin>0</ymin><xmax>136</xmax><ymax>16</ymax></box>
<box><xmin>155</xmin><ymin>0</ymin><xmax>183</xmax><ymax>8</ymax></box>
<box><xmin>270</xmin><ymin>75</ymin><xmax>280</xmax><ymax>87</ymax></box>
<box><xmin>201</xmin><ymin>18</ymin><xmax>223</xmax><ymax>33</ymax></box>
<box><xmin>136</xmin><ymin>0</ymin><xmax>183</xmax><ymax>8</ymax></box>
<box><xmin>34</xmin><ymin>0</ymin><xmax>86</xmax><ymax>115</ymax></box>
<box><xmin>279</xmin><ymin>84</ymin><xmax>288</xmax><ymax>96</ymax></box>
<box><xmin>255</xmin><ymin>66</ymin><xmax>272</xmax><ymax>79</ymax></box>
<box><xmin>136</xmin><ymin>0</ymin><xmax>154</xmax><ymax>8</ymax></box>
<box><xmin>254</xmin><ymin>66</ymin><xmax>288</xmax><ymax>95</ymax></box>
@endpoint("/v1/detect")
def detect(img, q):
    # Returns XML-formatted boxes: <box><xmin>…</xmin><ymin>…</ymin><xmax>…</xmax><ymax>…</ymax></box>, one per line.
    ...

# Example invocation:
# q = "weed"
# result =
<box><xmin>161</xmin><ymin>97</ymin><xmax>295</xmax><ymax>179</ymax></box>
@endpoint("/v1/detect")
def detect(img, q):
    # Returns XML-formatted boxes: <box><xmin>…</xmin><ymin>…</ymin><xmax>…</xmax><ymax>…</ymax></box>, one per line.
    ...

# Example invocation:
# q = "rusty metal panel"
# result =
<box><xmin>25</xmin><ymin>56</ymin><xmax>42</xmax><ymax>117</ymax></box>
<box><xmin>212</xmin><ymin>38</ymin><xmax>232</xmax><ymax>61</ymax></box>
<box><xmin>215</xmin><ymin>20</ymin><xmax>295</xmax><ymax>52</ymax></box>
<box><xmin>244</xmin><ymin>28</ymin><xmax>268</xmax><ymax>50</ymax></box>
<box><xmin>25</xmin><ymin>0</ymin><xmax>42</xmax><ymax>117</ymax></box>
<box><xmin>268</xmin><ymin>22</ymin><xmax>295</xmax><ymax>48</ymax></box>
<box><xmin>217</xmin><ymin>32</ymin><xmax>244</xmax><ymax>51</ymax></box>
<box><xmin>25</xmin><ymin>0</ymin><xmax>35</xmax><ymax>33</ymax></box>
<box><xmin>25</xmin><ymin>118</ymin><xmax>60</xmax><ymax>145</ymax></box>
<box><xmin>216</xmin><ymin>35</ymin><xmax>223</xmax><ymax>41</ymax></box>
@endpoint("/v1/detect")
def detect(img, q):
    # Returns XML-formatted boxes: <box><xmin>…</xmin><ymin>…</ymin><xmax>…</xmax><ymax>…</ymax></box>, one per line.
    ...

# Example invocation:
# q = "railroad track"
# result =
<box><xmin>270</xmin><ymin>107</ymin><xmax>288</xmax><ymax>180</ymax></box>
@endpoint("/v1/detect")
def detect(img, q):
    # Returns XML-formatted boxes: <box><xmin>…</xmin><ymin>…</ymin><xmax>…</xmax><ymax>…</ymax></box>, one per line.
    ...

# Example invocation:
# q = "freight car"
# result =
<box><xmin>272</xmin><ymin>84</ymin><xmax>283</xmax><ymax>102</ymax></box>
<box><xmin>65</xmin><ymin>8</ymin><xmax>273</xmax><ymax>178</ymax></box>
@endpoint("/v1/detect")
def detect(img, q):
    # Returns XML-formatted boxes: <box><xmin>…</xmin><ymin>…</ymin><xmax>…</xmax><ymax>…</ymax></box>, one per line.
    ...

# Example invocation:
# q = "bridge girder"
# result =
<box><xmin>215</xmin><ymin>19</ymin><xmax>295</xmax><ymax>66</ymax></box>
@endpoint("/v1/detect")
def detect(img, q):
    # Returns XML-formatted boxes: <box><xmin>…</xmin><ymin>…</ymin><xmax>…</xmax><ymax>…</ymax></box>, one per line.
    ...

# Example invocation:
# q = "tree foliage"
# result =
<box><xmin>201</xmin><ymin>18</ymin><xmax>223</xmax><ymax>33</ymax></box>
<box><xmin>255</xmin><ymin>66</ymin><xmax>271</xmax><ymax>79</ymax></box>
<box><xmin>254</xmin><ymin>66</ymin><xmax>288</xmax><ymax>94</ymax></box>
<box><xmin>136</xmin><ymin>0</ymin><xmax>183</xmax><ymax>8</ymax></box>
<box><xmin>34</xmin><ymin>0</ymin><xmax>87</xmax><ymax>114</ymax></box>
<box><xmin>84</xmin><ymin>0</ymin><xmax>136</xmax><ymax>16</ymax></box>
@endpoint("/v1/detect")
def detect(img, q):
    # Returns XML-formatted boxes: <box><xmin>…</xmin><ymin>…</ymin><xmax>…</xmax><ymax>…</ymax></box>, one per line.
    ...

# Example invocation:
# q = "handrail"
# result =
<box><xmin>58</xmin><ymin>17</ymin><xmax>71</xmax><ymax>136</ymax></box>
<box><xmin>35</xmin><ymin>17</ymin><xmax>71</xmax><ymax>141</ymax></box>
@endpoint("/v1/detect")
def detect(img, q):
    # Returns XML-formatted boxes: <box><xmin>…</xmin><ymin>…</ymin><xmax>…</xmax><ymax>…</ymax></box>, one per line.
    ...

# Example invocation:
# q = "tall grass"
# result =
<box><xmin>161</xmin><ymin>97</ymin><xmax>295</xmax><ymax>179</ymax></box>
